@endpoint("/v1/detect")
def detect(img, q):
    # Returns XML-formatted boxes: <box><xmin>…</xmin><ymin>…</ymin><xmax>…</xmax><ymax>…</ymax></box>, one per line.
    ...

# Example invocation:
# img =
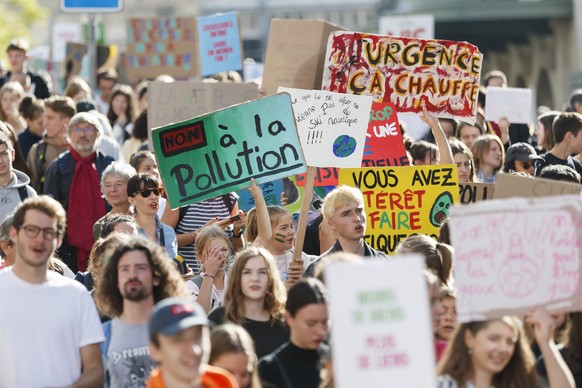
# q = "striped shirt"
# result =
<box><xmin>176</xmin><ymin>194</ymin><xmax>237</xmax><ymax>272</ymax></box>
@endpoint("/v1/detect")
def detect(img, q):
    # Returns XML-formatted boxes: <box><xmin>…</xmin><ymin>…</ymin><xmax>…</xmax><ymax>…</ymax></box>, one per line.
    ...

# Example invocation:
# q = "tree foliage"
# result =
<box><xmin>0</xmin><ymin>0</ymin><xmax>47</xmax><ymax>61</ymax></box>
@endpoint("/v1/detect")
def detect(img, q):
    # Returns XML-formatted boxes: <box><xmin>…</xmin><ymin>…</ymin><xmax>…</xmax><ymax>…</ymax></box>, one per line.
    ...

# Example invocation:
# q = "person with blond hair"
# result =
<box><xmin>304</xmin><ymin>185</ymin><xmax>387</xmax><ymax>277</ymax></box>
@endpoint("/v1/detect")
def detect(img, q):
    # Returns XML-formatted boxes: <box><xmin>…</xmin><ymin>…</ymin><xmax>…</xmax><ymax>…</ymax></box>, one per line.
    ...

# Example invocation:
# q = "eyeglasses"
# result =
<box><xmin>21</xmin><ymin>225</ymin><xmax>58</xmax><ymax>240</ymax></box>
<box><xmin>71</xmin><ymin>126</ymin><xmax>96</xmax><ymax>135</ymax></box>
<box><xmin>134</xmin><ymin>188</ymin><xmax>161</xmax><ymax>198</ymax></box>
<box><xmin>521</xmin><ymin>162</ymin><xmax>535</xmax><ymax>170</ymax></box>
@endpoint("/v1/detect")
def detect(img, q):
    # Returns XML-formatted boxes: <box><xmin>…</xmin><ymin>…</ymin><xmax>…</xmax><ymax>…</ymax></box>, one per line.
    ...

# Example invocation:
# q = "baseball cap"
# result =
<box><xmin>505</xmin><ymin>143</ymin><xmax>543</xmax><ymax>163</ymax></box>
<box><xmin>149</xmin><ymin>298</ymin><xmax>209</xmax><ymax>337</ymax></box>
<box><xmin>76</xmin><ymin>99</ymin><xmax>97</xmax><ymax>113</ymax></box>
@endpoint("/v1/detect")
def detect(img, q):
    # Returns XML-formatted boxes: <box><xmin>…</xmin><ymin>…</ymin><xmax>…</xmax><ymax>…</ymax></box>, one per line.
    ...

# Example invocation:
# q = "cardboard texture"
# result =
<box><xmin>449</xmin><ymin>196</ymin><xmax>582</xmax><ymax>322</ymax></box>
<box><xmin>64</xmin><ymin>42</ymin><xmax>113</xmax><ymax>78</ymax></box>
<box><xmin>493</xmin><ymin>173</ymin><xmax>581</xmax><ymax>199</ymax></box>
<box><xmin>262</xmin><ymin>19</ymin><xmax>345</xmax><ymax>95</ymax></box>
<box><xmin>459</xmin><ymin>182</ymin><xmax>495</xmax><ymax>204</ymax></box>
<box><xmin>148</xmin><ymin>81</ymin><xmax>259</xmax><ymax>130</ymax></box>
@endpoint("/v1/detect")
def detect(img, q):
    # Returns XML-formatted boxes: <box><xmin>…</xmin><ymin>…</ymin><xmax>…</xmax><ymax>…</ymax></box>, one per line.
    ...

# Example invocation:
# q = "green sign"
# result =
<box><xmin>153</xmin><ymin>93</ymin><xmax>307</xmax><ymax>209</ymax></box>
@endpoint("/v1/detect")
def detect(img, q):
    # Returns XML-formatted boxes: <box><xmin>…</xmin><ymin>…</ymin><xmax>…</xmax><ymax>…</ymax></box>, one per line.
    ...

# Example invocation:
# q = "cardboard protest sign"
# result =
<box><xmin>262</xmin><ymin>19</ymin><xmax>345</xmax><ymax>95</ymax></box>
<box><xmin>123</xmin><ymin>17</ymin><xmax>199</xmax><ymax>81</ymax></box>
<box><xmin>322</xmin><ymin>32</ymin><xmax>483</xmax><ymax>123</ymax></box>
<box><xmin>363</xmin><ymin>102</ymin><xmax>409</xmax><ymax>167</ymax></box>
<box><xmin>449</xmin><ymin>196</ymin><xmax>582</xmax><ymax>322</ymax></box>
<box><xmin>148</xmin><ymin>81</ymin><xmax>259</xmax><ymax>130</ymax></box>
<box><xmin>152</xmin><ymin>93</ymin><xmax>307</xmax><ymax>208</ymax></box>
<box><xmin>378</xmin><ymin>14</ymin><xmax>434</xmax><ymax>39</ymax></box>
<box><xmin>485</xmin><ymin>87</ymin><xmax>532</xmax><ymax>124</ymax></box>
<box><xmin>326</xmin><ymin>258</ymin><xmax>436</xmax><ymax>388</ymax></box>
<box><xmin>279</xmin><ymin>88</ymin><xmax>373</xmax><ymax>168</ymax></box>
<box><xmin>237</xmin><ymin>179</ymin><xmax>284</xmax><ymax>211</ymax></box>
<box><xmin>339</xmin><ymin>165</ymin><xmax>459</xmax><ymax>253</ymax></box>
<box><xmin>196</xmin><ymin>12</ymin><xmax>243</xmax><ymax>76</ymax></box>
<box><xmin>459</xmin><ymin>182</ymin><xmax>495</xmax><ymax>204</ymax></box>
<box><xmin>493</xmin><ymin>173</ymin><xmax>581</xmax><ymax>200</ymax></box>
<box><xmin>65</xmin><ymin>42</ymin><xmax>114</xmax><ymax>79</ymax></box>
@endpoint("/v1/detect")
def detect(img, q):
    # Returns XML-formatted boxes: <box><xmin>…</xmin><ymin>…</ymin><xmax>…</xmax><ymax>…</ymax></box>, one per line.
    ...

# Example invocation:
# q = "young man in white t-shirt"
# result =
<box><xmin>0</xmin><ymin>195</ymin><xmax>104</xmax><ymax>387</ymax></box>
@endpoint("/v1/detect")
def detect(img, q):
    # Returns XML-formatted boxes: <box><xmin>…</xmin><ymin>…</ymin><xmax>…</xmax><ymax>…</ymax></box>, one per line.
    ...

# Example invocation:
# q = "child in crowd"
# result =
<box><xmin>147</xmin><ymin>298</ymin><xmax>237</xmax><ymax>388</ymax></box>
<box><xmin>435</xmin><ymin>287</ymin><xmax>458</xmax><ymax>361</ymax></box>
<box><xmin>209</xmin><ymin>323</ymin><xmax>262</xmax><ymax>388</ymax></box>
<box><xmin>449</xmin><ymin>138</ymin><xmax>475</xmax><ymax>183</ymax></box>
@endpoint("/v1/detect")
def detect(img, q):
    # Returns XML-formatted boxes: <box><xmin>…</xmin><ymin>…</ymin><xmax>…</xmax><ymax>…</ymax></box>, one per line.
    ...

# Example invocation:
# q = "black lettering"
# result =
<box><xmin>441</xmin><ymin>168</ymin><xmax>455</xmax><ymax>186</ymax></box>
<box><xmin>170</xmin><ymin>164</ymin><xmax>194</xmax><ymax>196</ymax></box>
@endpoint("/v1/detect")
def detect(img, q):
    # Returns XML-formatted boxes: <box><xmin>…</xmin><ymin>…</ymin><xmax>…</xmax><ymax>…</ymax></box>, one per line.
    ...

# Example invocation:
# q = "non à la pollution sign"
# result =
<box><xmin>152</xmin><ymin>93</ymin><xmax>307</xmax><ymax>209</ymax></box>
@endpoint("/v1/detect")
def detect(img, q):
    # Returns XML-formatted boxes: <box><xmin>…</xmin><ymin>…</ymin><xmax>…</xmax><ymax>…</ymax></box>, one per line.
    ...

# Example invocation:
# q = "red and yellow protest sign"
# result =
<box><xmin>322</xmin><ymin>32</ymin><xmax>482</xmax><ymax>123</ymax></box>
<box><xmin>363</xmin><ymin>102</ymin><xmax>409</xmax><ymax>168</ymax></box>
<box><xmin>339</xmin><ymin>165</ymin><xmax>459</xmax><ymax>253</ymax></box>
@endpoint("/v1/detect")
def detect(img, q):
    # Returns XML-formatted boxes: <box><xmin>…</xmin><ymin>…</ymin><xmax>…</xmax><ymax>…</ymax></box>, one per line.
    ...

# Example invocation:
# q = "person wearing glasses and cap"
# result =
<box><xmin>147</xmin><ymin>297</ymin><xmax>237</xmax><ymax>388</ymax></box>
<box><xmin>43</xmin><ymin>112</ymin><xmax>114</xmax><ymax>273</ymax></box>
<box><xmin>503</xmin><ymin>142</ymin><xmax>543</xmax><ymax>176</ymax></box>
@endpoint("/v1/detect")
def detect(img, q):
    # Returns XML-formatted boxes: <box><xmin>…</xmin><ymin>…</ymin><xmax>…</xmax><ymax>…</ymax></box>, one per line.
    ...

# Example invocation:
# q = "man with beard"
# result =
<box><xmin>43</xmin><ymin>111</ymin><xmax>114</xmax><ymax>273</ymax></box>
<box><xmin>0</xmin><ymin>196</ymin><xmax>104</xmax><ymax>387</ymax></box>
<box><xmin>93</xmin><ymin>236</ymin><xmax>190</xmax><ymax>388</ymax></box>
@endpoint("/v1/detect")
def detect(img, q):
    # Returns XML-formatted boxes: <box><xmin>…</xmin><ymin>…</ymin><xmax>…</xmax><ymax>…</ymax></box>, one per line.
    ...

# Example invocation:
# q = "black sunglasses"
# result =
<box><xmin>134</xmin><ymin>188</ymin><xmax>161</xmax><ymax>198</ymax></box>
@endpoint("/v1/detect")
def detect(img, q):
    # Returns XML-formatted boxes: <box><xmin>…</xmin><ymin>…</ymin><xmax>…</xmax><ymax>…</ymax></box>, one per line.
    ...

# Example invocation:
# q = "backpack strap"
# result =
<box><xmin>35</xmin><ymin>141</ymin><xmax>48</xmax><ymax>193</ymax></box>
<box><xmin>17</xmin><ymin>186</ymin><xmax>28</xmax><ymax>201</ymax></box>
<box><xmin>101</xmin><ymin>320</ymin><xmax>112</xmax><ymax>387</ymax></box>
<box><xmin>221</xmin><ymin>193</ymin><xmax>236</xmax><ymax>214</ymax></box>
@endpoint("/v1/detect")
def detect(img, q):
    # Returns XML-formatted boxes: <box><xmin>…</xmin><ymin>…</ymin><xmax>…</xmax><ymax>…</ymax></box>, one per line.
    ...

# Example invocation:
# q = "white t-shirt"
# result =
<box><xmin>0</xmin><ymin>268</ymin><xmax>105</xmax><ymax>387</ymax></box>
<box><xmin>273</xmin><ymin>250</ymin><xmax>316</xmax><ymax>281</ymax></box>
<box><xmin>186</xmin><ymin>272</ymin><xmax>228</xmax><ymax>311</ymax></box>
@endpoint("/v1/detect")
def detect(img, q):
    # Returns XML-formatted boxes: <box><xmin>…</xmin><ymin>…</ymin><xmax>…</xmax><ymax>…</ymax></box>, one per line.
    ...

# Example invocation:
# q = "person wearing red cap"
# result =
<box><xmin>147</xmin><ymin>298</ymin><xmax>237</xmax><ymax>388</ymax></box>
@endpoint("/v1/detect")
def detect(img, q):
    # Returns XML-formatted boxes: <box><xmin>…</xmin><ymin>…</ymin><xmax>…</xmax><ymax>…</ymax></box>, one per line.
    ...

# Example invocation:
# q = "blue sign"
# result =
<box><xmin>61</xmin><ymin>0</ymin><xmax>123</xmax><ymax>12</ymax></box>
<box><xmin>196</xmin><ymin>12</ymin><xmax>243</xmax><ymax>76</ymax></box>
<box><xmin>238</xmin><ymin>179</ymin><xmax>284</xmax><ymax>212</ymax></box>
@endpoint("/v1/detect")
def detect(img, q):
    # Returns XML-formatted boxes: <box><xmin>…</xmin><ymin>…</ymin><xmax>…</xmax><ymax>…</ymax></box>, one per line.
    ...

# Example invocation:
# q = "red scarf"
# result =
<box><xmin>67</xmin><ymin>148</ymin><xmax>106</xmax><ymax>271</ymax></box>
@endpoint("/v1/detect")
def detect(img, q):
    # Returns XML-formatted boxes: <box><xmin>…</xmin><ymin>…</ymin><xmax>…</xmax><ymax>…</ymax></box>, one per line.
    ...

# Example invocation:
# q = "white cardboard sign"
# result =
<box><xmin>278</xmin><ymin>87</ymin><xmax>372</xmax><ymax>168</ymax></box>
<box><xmin>449</xmin><ymin>196</ymin><xmax>582</xmax><ymax>323</ymax></box>
<box><xmin>484</xmin><ymin>86</ymin><xmax>532</xmax><ymax>124</ymax></box>
<box><xmin>326</xmin><ymin>258</ymin><xmax>436</xmax><ymax>388</ymax></box>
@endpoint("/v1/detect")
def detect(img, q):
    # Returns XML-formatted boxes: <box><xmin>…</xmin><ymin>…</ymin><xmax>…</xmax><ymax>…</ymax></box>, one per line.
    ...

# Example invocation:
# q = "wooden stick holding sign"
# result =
<box><xmin>291</xmin><ymin>166</ymin><xmax>317</xmax><ymax>266</ymax></box>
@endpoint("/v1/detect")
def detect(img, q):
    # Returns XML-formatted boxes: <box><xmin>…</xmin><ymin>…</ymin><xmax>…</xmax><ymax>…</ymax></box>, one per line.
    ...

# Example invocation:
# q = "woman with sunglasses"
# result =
<box><xmin>503</xmin><ymin>142</ymin><xmax>543</xmax><ymax>176</ymax></box>
<box><xmin>127</xmin><ymin>173</ymin><xmax>177</xmax><ymax>260</ymax></box>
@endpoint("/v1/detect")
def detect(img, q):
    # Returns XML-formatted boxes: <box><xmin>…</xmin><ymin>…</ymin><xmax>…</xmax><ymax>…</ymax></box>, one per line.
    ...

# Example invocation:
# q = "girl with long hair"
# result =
<box><xmin>208</xmin><ymin>246</ymin><xmax>288</xmax><ymax>359</ymax></box>
<box><xmin>471</xmin><ymin>134</ymin><xmax>505</xmax><ymax>183</ymax></box>
<box><xmin>437</xmin><ymin>308</ymin><xmax>574</xmax><ymax>388</ymax></box>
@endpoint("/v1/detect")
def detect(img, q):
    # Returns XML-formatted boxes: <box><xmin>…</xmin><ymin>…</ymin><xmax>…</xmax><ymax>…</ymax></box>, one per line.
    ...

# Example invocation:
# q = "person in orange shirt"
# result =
<box><xmin>147</xmin><ymin>298</ymin><xmax>238</xmax><ymax>388</ymax></box>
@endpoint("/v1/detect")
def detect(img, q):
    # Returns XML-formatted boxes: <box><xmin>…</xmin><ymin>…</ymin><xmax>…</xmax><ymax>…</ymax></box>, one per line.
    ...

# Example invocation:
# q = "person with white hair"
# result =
<box><xmin>43</xmin><ymin>112</ymin><xmax>114</xmax><ymax>273</ymax></box>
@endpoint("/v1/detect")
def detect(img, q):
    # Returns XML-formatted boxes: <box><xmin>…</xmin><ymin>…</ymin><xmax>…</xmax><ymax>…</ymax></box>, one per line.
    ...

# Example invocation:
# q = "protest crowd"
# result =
<box><xmin>2</xmin><ymin>13</ymin><xmax>582</xmax><ymax>388</ymax></box>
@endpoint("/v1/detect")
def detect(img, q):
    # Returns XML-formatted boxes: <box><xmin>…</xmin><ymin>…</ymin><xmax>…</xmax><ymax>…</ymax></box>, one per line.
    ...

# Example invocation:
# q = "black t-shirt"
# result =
<box><xmin>208</xmin><ymin>306</ymin><xmax>289</xmax><ymax>359</ymax></box>
<box><xmin>535</xmin><ymin>152</ymin><xmax>582</xmax><ymax>177</ymax></box>
<box><xmin>258</xmin><ymin>342</ymin><xmax>327</xmax><ymax>388</ymax></box>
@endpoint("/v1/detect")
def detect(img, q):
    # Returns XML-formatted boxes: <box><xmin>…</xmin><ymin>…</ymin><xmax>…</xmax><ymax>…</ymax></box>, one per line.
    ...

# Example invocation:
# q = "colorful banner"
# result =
<box><xmin>196</xmin><ymin>12</ymin><xmax>243</xmax><ymax>76</ymax></box>
<box><xmin>322</xmin><ymin>32</ymin><xmax>482</xmax><ymax>123</ymax></box>
<box><xmin>152</xmin><ymin>93</ymin><xmax>307</xmax><ymax>208</ymax></box>
<box><xmin>123</xmin><ymin>17</ymin><xmax>198</xmax><ymax>80</ymax></box>
<box><xmin>295</xmin><ymin>167</ymin><xmax>339</xmax><ymax>187</ymax></box>
<box><xmin>238</xmin><ymin>179</ymin><xmax>284</xmax><ymax>212</ymax></box>
<box><xmin>327</xmin><ymin>258</ymin><xmax>436</xmax><ymax>387</ymax></box>
<box><xmin>363</xmin><ymin>102</ymin><xmax>409</xmax><ymax>167</ymax></box>
<box><xmin>339</xmin><ymin>165</ymin><xmax>459</xmax><ymax>253</ymax></box>
<box><xmin>449</xmin><ymin>196</ymin><xmax>582</xmax><ymax>323</ymax></box>
<box><xmin>279</xmin><ymin>88</ymin><xmax>373</xmax><ymax>168</ymax></box>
